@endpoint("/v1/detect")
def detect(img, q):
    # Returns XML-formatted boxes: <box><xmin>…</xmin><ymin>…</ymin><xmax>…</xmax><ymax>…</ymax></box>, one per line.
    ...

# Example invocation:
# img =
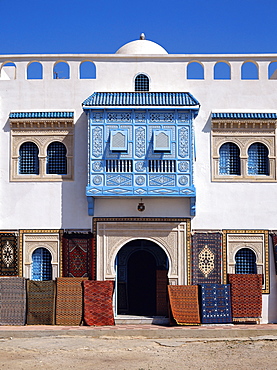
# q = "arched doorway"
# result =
<box><xmin>116</xmin><ymin>239</ymin><xmax>168</xmax><ymax>316</ymax></box>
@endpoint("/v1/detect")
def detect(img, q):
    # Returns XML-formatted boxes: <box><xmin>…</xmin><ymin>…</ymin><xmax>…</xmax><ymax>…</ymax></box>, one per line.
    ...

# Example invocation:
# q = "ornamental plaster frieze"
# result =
<box><xmin>10</xmin><ymin>120</ymin><xmax>74</xmax><ymax>130</ymax></box>
<box><xmin>212</xmin><ymin>120</ymin><xmax>277</xmax><ymax>130</ymax></box>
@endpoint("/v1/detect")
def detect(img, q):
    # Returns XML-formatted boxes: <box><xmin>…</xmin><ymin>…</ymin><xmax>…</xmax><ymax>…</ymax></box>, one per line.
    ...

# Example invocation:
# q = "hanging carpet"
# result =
<box><xmin>168</xmin><ymin>285</ymin><xmax>200</xmax><ymax>325</ymax></box>
<box><xmin>27</xmin><ymin>280</ymin><xmax>56</xmax><ymax>325</ymax></box>
<box><xmin>0</xmin><ymin>233</ymin><xmax>18</xmax><ymax>276</ymax></box>
<box><xmin>83</xmin><ymin>280</ymin><xmax>114</xmax><ymax>326</ymax></box>
<box><xmin>191</xmin><ymin>232</ymin><xmax>222</xmax><ymax>285</ymax></box>
<box><xmin>228</xmin><ymin>274</ymin><xmax>262</xmax><ymax>322</ymax></box>
<box><xmin>62</xmin><ymin>233</ymin><xmax>94</xmax><ymax>279</ymax></box>
<box><xmin>271</xmin><ymin>234</ymin><xmax>277</xmax><ymax>274</ymax></box>
<box><xmin>0</xmin><ymin>277</ymin><xmax>26</xmax><ymax>325</ymax></box>
<box><xmin>56</xmin><ymin>277</ymin><xmax>88</xmax><ymax>325</ymax></box>
<box><xmin>199</xmin><ymin>283</ymin><xmax>232</xmax><ymax>324</ymax></box>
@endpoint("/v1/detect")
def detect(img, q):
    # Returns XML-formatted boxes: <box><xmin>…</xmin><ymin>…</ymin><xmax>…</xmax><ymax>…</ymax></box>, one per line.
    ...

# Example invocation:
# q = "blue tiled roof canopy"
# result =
<box><xmin>9</xmin><ymin>112</ymin><xmax>74</xmax><ymax>119</ymax></box>
<box><xmin>212</xmin><ymin>112</ymin><xmax>277</xmax><ymax>119</ymax></box>
<box><xmin>82</xmin><ymin>92</ymin><xmax>200</xmax><ymax>107</ymax></box>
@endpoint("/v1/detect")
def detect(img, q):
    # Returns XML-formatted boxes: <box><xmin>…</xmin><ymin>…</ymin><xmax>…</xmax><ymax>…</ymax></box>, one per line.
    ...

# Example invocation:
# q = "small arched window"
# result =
<box><xmin>235</xmin><ymin>248</ymin><xmax>257</xmax><ymax>274</ymax></box>
<box><xmin>248</xmin><ymin>143</ymin><xmax>269</xmax><ymax>175</ymax></box>
<box><xmin>32</xmin><ymin>247</ymin><xmax>52</xmax><ymax>281</ymax></box>
<box><xmin>80</xmin><ymin>61</ymin><xmax>96</xmax><ymax>79</ymax></box>
<box><xmin>268</xmin><ymin>61</ymin><xmax>277</xmax><ymax>79</ymax></box>
<box><xmin>219</xmin><ymin>143</ymin><xmax>240</xmax><ymax>175</ymax></box>
<box><xmin>46</xmin><ymin>142</ymin><xmax>67</xmax><ymax>175</ymax></box>
<box><xmin>135</xmin><ymin>74</ymin><xmax>149</xmax><ymax>91</ymax></box>
<box><xmin>53</xmin><ymin>61</ymin><xmax>70</xmax><ymax>79</ymax></box>
<box><xmin>19</xmin><ymin>142</ymin><xmax>39</xmax><ymax>174</ymax></box>
<box><xmin>27</xmin><ymin>62</ymin><xmax>43</xmax><ymax>79</ymax></box>
<box><xmin>241</xmin><ymin>61</ymin><xmax>258</xmax><ymax>80</ymax></box>
<box><xmin>214</xmin><ymin>62</ymin><xmax>231</xmax><ymax>80</ymax></box>
<box><xmin>187</xmin><ymin>62</ymin><xmax>204</xmax><ymax>80</ymax></box>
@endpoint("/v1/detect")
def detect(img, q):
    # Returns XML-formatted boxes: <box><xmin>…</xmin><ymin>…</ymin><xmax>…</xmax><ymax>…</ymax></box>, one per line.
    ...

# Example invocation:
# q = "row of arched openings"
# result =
<box><xmin>2</xmin><ymin>61</ymin><xmax>277</xmax><ymax>80</ymax></box>
<box><xmin>219</xmin><ymin>142</ymin><xmax>269</xmax><ymax>175</ymax></box>
<box><xmin>30</xmin><ymin>246</ymin><xmax>257</xmax><ymax>281</ymax></box>
<box><xmin>19</xmin><ymin>142</ymin><xmax>67</xmax><ymax>175</ymax></box>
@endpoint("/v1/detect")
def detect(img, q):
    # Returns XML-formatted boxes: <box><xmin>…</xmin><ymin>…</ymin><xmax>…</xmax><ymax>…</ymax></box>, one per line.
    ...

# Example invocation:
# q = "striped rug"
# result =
<box><xmin>56</xmin><ymin>277</ymin><xmax>88</xmax><ymax>325</ymax></box>
<box><xmin>27</xmin><ymin>280</ymin><xmax>56</xmax><ymax>325</ymax></box>
<box><xmin>0</xmin><ymin>277</ymin><xmax>26</xmax><ymax>325</ymax></box>
<box><xmin>83</xmin><ymin>280</ymin><xmax>114</xmax><ymax>326</ymax></box>
<box><xmin>168</xmin><ymin>285</ymin><xmax>200</xmax><ymax>325</ymax></box>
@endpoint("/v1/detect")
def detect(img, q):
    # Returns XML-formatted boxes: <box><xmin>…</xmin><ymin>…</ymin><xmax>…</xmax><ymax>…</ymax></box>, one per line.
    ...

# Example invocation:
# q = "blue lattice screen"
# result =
<box><xmin>46</xmin><ymin>142</ymin><xmax>67</xmax><ymax>174</ymax></box>
<box><xmin>235</xmin><ymin>248</ymin><xmax>257</xmax><ymax>274</ymax></box>
<box><xmin>19</xmin><ymin>142</ymin><xmax>39</xmax><ymax>174</ymax></box>
<box><xmin>31</xmin><ymin>247</ymin><xmax>52</xmax><ymax>281</ymax></box>
<box><xmin>219</xmin><ymin>143</ymin><xmax>240</xmax><ymax>175</ymax></box>
<box><xmin>135</xmin><ymin>74</ymin><xmax>149</xmax><ymax>91</ymax></box>
<box><xmin>248</xmin><ymin>143</ymin><xmax>269</xmax><ymax>175</ymax></box>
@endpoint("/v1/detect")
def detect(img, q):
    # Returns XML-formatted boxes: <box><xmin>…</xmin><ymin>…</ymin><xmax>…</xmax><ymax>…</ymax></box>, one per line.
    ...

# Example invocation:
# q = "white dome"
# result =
<box><xmin>116</xmin><ymin>36</ymin><xmax>168</xmax><ymax>55</ymax></box>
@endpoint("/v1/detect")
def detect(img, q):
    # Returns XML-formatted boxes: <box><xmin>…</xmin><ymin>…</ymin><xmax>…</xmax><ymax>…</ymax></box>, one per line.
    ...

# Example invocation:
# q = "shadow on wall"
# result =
<box><xmin>61</xmin><ymin>111</ymin><xmax>91</xmax><ymax>229</ymax></box>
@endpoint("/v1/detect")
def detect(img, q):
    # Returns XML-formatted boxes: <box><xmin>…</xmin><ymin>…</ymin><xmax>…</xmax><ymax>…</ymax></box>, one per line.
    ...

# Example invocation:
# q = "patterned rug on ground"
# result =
<box><xmin>168</xmin><ymin>285</ymin><xmax>200</xmax><ymax>325</ymax></box>
<box><xmin>62</xmin><ymin>233</ymin><xmax>94</xmax><ymax>279</ymax></box>
<box><xmin>56</xmin><ymin>277</ymin><xmax>88</xmax><ymax>325</ymax></box>
<box><xmin>200</xmin><ymin>283</ymin><xmax>232</xmax><ymax>324</ymax></box>
<box><xmin>191</xmin><ymin>232</ymin><xmax>222</xmax><ymax>285</ymax></box>
<box><xmin>228</xmin><ymin>274</ymin><xmax>262</xmax><ymax>321</ymax></box>
<box><xmin>83</xmin><ymin>280</ymin><xmax>114</xmax><ymax>326</ymax></box>
<box><xmin>0</xmin><ymin>277</ymin><xmax>26</xmax><ymax>325</ymax></box>
<box><xmin>0</xmin><ymin>233</ymin><xmax>18</xmax><ymax>276</ymax></box>
<box><xmin>27</xmin><ymin>280</ymin><xmax>56</xmax><ymax>325</ymax></box>
<box><xmin>271</xmin><ymin>234</ymin><xmax>277</xmax><ymax>273</ymax></box>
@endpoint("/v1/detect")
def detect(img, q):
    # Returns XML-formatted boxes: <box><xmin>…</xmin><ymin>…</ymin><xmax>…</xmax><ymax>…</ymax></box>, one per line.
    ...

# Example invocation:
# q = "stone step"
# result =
<box><xmin>115</xmin><ymin>315</ymin><xmax>169</xmax><ymax>325</ymax></box>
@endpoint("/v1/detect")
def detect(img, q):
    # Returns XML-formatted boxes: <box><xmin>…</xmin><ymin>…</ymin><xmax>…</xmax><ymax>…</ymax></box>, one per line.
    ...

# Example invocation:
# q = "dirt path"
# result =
<box><xmin>0</xmin><ymin>336</ymin><xmax>276</xmax><ymax>370</ymax></box>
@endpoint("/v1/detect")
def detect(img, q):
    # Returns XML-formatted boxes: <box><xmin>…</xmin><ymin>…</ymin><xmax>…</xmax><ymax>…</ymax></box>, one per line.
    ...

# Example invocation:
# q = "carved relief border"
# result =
<box><xmin>19</xmin><ymin>229</ymin><xmax>63</xmax><ymax>278</ymax></box>
<box><xmin>93</xmin><ymin>217</ymin><xmax>191</xmax><ymax>285</ymax></box>
<box><xmin>223</xmin><ymin>229</ymin><xmax>269</xmax><ymax>293</ymax></box>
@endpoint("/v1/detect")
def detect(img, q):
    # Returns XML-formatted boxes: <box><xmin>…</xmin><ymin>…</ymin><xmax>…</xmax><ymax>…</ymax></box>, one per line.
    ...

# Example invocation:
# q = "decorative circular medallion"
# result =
<box><xmin>178</xmin><ymin>161</ymin><xmax>189</xmax><ymax>172</ymax></box>
<box><xmin>178</xmin><ymin>176</ymin><xmax>188</xmax><ymax>185</ymax></box>
<box><xmin>92</xmin><ymin>161</ymin><xmax>103</xmax><ymax>171</ymax></box>
<box><xmin>135</xmin><ymin>161</ymin><xmax>145</xmax><ymax>172</ymax></box>
<box><xmin>135</xmin><ymin>176</ymin><xmax>145</xmax><ymax>185</ymax></box>
<box><xmin>93</xmin><ymin>175</ymin><xmax>102</xmax><ymax>185</ymax></box>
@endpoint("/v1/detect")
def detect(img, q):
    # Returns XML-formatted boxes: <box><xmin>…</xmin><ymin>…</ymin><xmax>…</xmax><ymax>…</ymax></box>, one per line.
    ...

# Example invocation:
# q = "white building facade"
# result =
<box><xmin>1</xmin><ymin>35</ymin><xmax>277</xmax><ymax>322</ymax></box>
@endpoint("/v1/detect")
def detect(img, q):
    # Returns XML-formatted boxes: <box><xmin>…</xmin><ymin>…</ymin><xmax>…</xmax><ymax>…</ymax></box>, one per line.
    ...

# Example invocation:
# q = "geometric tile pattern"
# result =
<box><xmin>83</xmin><ymin>280</ymin><xmax>114</xmax><ymax>326</ymax></box>
<box><xmin>200</xmin><ymin>284</ymin><xmax>232</xmax><ymax>324</ymax></box>
<box><xmin>192</xmin><ymin>233</ymin><xmax>222</xmax><ymax>284</ymax></box>
<box><xmin>228</xmin><ymin>274</ymin><xmax>262</xmax><ymax>321</ymax></box>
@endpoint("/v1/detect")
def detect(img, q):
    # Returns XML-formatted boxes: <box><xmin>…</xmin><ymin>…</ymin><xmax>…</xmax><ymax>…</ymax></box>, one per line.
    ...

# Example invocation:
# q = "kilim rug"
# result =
<box><xmin>228</xmin><ymin>274</ymin><xmax>262</xmax><ymax>322</ymax></box>
<box><xmin>62</xmin><ymin>233</ymin><xmax>94</xmax><ymax>279</ymax></box>
<box><xmin>0</xmin><ymin>277</ymin><xmax>26</xmax><ymax>325</ymax></box>
<box><xmin>191</xmin><ymin>233</ymin><xmax>222</xmax><ymax>285</ymax></box>
<box><xmin>83</xmin><ymin>280</ymin><xmax>114</xmax><ymax>326</ymax></box>
<box><xmin>168</xmin><ymin>285</ymin><xmax>200</xmax><ymax>325</ymax></box>
<box><xmin>56</xmin><ymin>277</ymin><xmax>88</xmax><ymax>325</ymax></box>
<box><xmin>271</xmin><ymin>234</ymin><xmax>277</xmax><ymax>274</ymax></box>
<box><xmin>27</xmin><ymin>280</ymin><xmax>56</xmax><ymax>325</ymax></box>
<box><xmin>0</xmin><ymin>233</ymin><xmax>18</xmax><ymax>276</ymax></box>
<box><xmin>199</xmin><ymin>284</ymin><xmax>232</xmax><ymax>324</ymax></box>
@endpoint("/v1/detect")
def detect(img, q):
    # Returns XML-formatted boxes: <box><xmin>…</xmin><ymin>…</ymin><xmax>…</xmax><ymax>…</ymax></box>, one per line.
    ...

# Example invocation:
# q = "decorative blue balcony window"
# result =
<box><xmin>235</xmin><ymin>248</ymin><xmax>257</xmax><ymax>274</ymax></box>
<box><xmin>46</xmin><ymin>142</ymin><xmax>67</xmax><ymax>174</ymax></box>
<box><xmin>106</xmin><ymin>159</ymin><xmax>133</xmax><ymax>172</ymax></box>
<box><xmin>19</xmin><ymin>142</ymin><xmax>39</xmax><ymax>174</ymax></box>
<box><xmin>135</xmin><ymin>74</ymin><xmax>149</xmax><ymax>91</ymax></box>
<box><xmin>248</xmin><ymin>142</ymin><xmax>269</xmax><ymax>175</ymax></box>
<box><xmin>219</xmin><ymin>143</ymin><xmax>240</xmax><ymax>175</ymax></box>
<box><xmin>153</xmin><ymin>130</ymin><xmax>171</xmax><ymax>152</ymax></box>
<box><xmin>110</xmin><ymin>130</ymin><xmax>128</xmax><ymax>151</ymax></box>
<box><xmin>31</xmin><ymin>247</ymin><xmax>52</xmax><ymax>281</ymax></box>
<box><xmin>148</xmin><ymin>160</ymin><xmax>176</xmax><ymax>172</ymax></box>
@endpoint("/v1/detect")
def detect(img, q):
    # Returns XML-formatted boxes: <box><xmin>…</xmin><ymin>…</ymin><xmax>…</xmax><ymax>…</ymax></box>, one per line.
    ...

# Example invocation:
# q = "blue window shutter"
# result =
<box><xmin>31</xmin><ymin>248</ymin><xmax>52</xmax><ymax>281</ymax></box>
<box><xmin>235</xmin><ymin>248</ymin><xmax>257</xmax><ymax>274</ymax></box>
<box><xmin>248</xmin><ymin>143</ymin><xmax>269</xmax><ymax>175</ymax></box>
<box><xmin>219</xmin><ymin>143</ymin><xmax>240</xmax><ymax>175</ymax></box>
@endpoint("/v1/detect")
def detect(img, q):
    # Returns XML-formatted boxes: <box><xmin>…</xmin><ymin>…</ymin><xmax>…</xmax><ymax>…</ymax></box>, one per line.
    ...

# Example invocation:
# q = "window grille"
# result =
<box><xmin>19</xmin><ymin>142</ymin><xmax>39</xmax><ymax>174</ymax></box>
<box><xmin>248</xmin><ymin>143</ymin><xmax>269</xmax><ymax>175</ymax></box>
<box><xmin>235</xmin><ymin>248</ymin><xmax>257</xmax><ymax>274</ymax></box>
<box><xmin>219</xmin><ymin>143</ymin><xmax>240</xmax><ymax>175</ymax></box>
<box><xmin>148</xmin><ymin>160</ymin><xmax>176</xmax><ymax>172</ymax></box>
<box><xmin>31</xmin><ymin>247</ymin><xmax>52</xmax><ymax>281</ymax></box>
<box><xmin>135</xmin><ymin>74</ymin><xmax>149</xmax><ymax>91</ymax></box>
<box><xmin>106</xmin><ymin>159</ymin><xmax>133</xmax><ymax>172</ymax></box>
<box><xmin>46</xmin><ymin>142</ymin><xmax>67</xmax><ymax>174</ymax></box>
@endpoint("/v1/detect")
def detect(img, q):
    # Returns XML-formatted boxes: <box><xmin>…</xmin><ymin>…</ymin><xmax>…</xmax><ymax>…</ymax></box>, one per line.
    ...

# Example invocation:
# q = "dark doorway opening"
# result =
<box><xmin>116</xmin><ymin>239</ymin><xmax>168</xmax><ymax>316</ymax></box>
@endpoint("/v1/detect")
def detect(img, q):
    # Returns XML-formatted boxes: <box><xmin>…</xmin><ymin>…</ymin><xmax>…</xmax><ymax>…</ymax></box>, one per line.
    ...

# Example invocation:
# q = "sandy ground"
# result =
<box><xmin>0</xmin><ymin>335</ymin><xmax>277</xmax><ymax>370</ymax></box>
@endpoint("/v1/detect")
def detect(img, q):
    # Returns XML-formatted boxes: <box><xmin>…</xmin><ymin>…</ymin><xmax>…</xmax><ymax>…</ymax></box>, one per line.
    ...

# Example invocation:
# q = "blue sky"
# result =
<box><xmin>0</xmin><ymin>0</ymin><xmax>276</xmax><ymax>54</ymax></box>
